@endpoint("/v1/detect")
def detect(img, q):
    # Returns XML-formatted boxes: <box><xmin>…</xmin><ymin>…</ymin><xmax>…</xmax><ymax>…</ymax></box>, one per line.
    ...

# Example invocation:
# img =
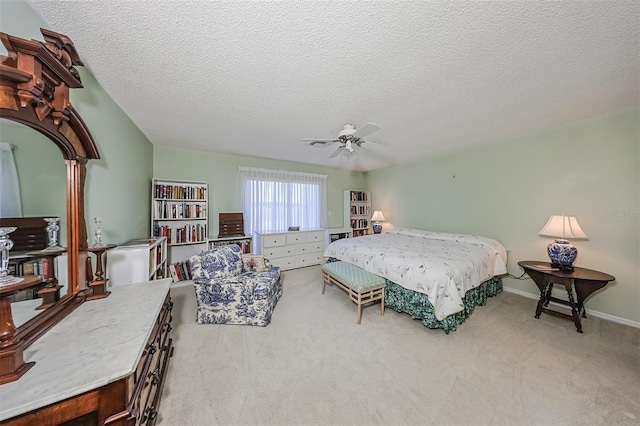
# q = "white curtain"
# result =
<box><xmin>237</xmin><ymin>166</ymin><xmax>328</xmax><ymax>235</ymax></box>
<box><xmin>0</xmin><ymin>142</ymin><xmax>22</xmax><ymax>218</ymax></box>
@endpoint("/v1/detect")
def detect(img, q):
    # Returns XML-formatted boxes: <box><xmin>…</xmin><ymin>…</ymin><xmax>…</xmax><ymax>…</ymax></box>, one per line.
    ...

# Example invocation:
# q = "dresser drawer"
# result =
<box><xmin>262</xmin><ymin>245</ymin><xmax>295</xmax><ymax>259</ymax></box>
<box><xmin>286</xmin><ymin>233</ymin><xmax>306</xmax><ymax>245</ymax></box>
<box><xmin>119</xmin><ymin>293</ymin><xmax>173</xmax><ymax>426</ymax></box>
<box><xmin>262</xmin><ymin>234</ymin><xmax>286</xmax><ymax>247</ymax></box>
<box><xmin>296</xmin><ymin>252</ymin><xmax>323</xmax><ymax>267</ymax></box>
<box><xmin>271</xmin><ymin>256</ymin><xmax>297</xmax><ymax>270</ymax></box>
<box><xmin>296</xmin><ymin>241</ymin><xmax>323</xmax><ymax>255</ymax></box>
<box><xmin>305</xmin><ymin>231</ymin><xmax>325</xmax><ymax>243</ymax></box>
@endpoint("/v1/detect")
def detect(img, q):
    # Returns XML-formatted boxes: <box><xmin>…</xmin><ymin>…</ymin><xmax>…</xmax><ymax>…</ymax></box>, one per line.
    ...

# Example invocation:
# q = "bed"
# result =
<box><xmin>323</xmin><ymin>228</ymin><xmax>508</xmax><ymax>333</ymax></box>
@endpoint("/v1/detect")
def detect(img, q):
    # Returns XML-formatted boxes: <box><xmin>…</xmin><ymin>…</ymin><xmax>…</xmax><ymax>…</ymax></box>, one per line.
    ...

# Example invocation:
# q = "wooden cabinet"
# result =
<box><xmin>107</xmin><ymin>237</ymin><xmax>168</xmax><ymax>286</ymax></box>
<box><xmin>0</xmin><ymin>280</ymin><xmax>173</xmax><ymax>425</ymax></box>
<box><xmin>344</xmin><ymin>190</ymin><xmax>372</xmax><ymax>237</ymax></box>
<box><xmin>152</xmin><ymin>179</ymin><xmax>208</xmax><ymax>262</ymax></box>
<box><xmin>254</xmin><ymin>230</ymin><xmax>325</xmax><ymax>270</ymax></box>
<box><xmin>110</xmin><ymin>292</ymin><xmax>173</xmax><ymax>425</ymax></box>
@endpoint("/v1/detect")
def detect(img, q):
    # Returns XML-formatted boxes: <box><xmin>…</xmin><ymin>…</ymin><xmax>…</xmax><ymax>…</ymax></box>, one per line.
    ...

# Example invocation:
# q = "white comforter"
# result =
<box><xmin>323</xmin><ymin>228</ymin><xmax>508</xmax><ymax>320</ymax></box>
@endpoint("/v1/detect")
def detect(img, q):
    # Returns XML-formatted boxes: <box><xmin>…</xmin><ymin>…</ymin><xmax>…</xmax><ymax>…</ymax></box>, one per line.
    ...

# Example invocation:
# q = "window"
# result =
<box><xmin>0</xmin><ymin>142</ymin><xmax>22</xmax><ymax>218</ymax></box>
<box><xmin>238</xmin><ymin>167</ymin><xmax>327</xmax><ymax>235</ymax></box>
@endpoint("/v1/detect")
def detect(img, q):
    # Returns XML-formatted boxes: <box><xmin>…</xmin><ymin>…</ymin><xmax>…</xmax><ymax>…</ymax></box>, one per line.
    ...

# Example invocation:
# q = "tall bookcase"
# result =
<box><xmin>344</xmin><ymin>190</ymin><xmax>372</xmax><ymax>237</ymax></box>
<box><xmin>152</xmin><ymin>178</ymin><xmax>208</xmax><ymax>262</ymax></box>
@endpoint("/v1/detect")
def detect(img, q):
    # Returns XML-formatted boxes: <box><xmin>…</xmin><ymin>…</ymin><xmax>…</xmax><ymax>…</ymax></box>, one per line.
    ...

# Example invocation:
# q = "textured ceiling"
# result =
<box><xmin>26</xmin><ymin>1</ymin><xmax>639</xmax><ymax>171</ymax></box>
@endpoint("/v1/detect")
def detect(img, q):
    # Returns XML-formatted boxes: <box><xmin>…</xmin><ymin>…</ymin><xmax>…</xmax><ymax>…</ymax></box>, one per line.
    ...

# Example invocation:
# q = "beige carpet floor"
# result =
<box><xmin>157</xmin><ymin>265</ymin><xmax>639</xmax><ymax>426</ymax></box>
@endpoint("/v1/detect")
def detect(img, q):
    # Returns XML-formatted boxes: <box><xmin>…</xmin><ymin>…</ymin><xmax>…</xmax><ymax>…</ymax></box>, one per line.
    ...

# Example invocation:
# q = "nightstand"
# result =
<box><xmin>518</xmin><ymin>261</ymin><xmax>615</xmax><ymax>333</ymax></box>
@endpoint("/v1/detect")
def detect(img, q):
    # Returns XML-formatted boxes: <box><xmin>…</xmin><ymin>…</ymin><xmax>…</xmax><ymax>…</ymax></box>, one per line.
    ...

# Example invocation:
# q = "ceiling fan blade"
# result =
<box><xmin>329</xmin><ymin>146</ymin><xmax>345</xmax><ymax>158</ymax></box>
<box><xmin>303</xmin><ymin>138</ymin><xmax>338</xmax><ymax>148</ymax></box>
<box><xmin>353</xmin><ymin>122</ymin><xmax>380</xmax><ymax>139</ymax></box>
<box><xmin>360</xmin><ymin>140</ymin><xmax>390</xmax><ymax>152</ymax></box>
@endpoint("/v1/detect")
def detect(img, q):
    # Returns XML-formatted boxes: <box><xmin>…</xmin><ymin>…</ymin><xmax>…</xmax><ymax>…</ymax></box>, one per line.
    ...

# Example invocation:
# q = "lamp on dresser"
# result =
<box><xmin>371</xmin><ymin>211</ymin><xmax>386</xmax><ymax>234</ymax></box>
<box><xmin>538</xmin><ymin>214</ymin><xmax>588</xmax><ymax>271</ymax></box>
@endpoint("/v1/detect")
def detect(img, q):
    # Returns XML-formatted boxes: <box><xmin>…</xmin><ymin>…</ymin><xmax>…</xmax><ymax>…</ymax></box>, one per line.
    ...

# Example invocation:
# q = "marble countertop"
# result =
<box><xmin>0</xmin><ymin>278</ymin><xmax>172</xmax><ymax>421</ymax></box>
<box><xmin>12</xmin><ymin>298</ymin><xmax>41</xmax><ymax>328</ymax></box>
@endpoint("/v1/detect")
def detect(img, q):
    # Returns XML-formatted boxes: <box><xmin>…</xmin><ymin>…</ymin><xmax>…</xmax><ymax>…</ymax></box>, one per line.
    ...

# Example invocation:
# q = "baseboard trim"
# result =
<box><xmin>502</xmin><ymin>286</ymin><xmax>640</xmax><ymax>329</ymax></box>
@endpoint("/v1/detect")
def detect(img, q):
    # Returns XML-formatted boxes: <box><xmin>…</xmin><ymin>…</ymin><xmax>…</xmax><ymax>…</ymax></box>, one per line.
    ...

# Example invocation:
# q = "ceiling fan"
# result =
<box><xmin>303</xmin><ymin>123</ymin><xmax>386</xmax><ymax>159</ymax></box>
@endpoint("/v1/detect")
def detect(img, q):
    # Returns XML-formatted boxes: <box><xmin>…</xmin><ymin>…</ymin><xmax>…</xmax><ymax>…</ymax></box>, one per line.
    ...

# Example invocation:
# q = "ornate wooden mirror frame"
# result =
<box><xmin>0</xmin><ymin>29</ymin><xmax>99</xmax><ymax>383</ymax></box>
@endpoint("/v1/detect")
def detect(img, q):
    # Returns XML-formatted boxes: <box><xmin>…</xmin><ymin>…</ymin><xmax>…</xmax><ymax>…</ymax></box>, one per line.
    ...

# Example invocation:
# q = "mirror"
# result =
<box><xmin>1</xmin><ymin>118</ymin><xmax>67</xmax><ymax>326</ymax></box>
<box><xmin>0</xmin><ymin>28</ymin><xmax>100</xmax><ymax>384</ymax></box>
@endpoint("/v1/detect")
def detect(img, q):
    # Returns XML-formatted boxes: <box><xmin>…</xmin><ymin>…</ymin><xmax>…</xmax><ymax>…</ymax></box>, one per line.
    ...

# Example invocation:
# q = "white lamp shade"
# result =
<box><xmin>538</xmin><ymin>215</ymin><xmax>588</xmax><ymax>239</ymax></box>
<box><xmin>371</xmin><ymin>211</ymin><xmax>386</xmax><ymax>222</ymax></box>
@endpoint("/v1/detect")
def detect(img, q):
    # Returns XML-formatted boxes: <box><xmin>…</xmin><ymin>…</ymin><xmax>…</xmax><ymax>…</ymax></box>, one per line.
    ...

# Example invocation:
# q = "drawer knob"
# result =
<box><xmin>142</xmin><ymin>406</ymin><xmax>158</xmax><ymax>422</ymax></box>
<box><xmin>148</xmin><ymin>370</ymin><xmax>159</xmax><ymax>385</ymax></box>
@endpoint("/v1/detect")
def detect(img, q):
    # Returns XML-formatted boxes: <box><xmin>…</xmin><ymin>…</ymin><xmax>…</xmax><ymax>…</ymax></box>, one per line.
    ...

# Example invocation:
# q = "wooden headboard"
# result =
<box><xmin>0</xmin><ymin>217</ymin><xmax>48</xmax><ymax>252</ymax></box>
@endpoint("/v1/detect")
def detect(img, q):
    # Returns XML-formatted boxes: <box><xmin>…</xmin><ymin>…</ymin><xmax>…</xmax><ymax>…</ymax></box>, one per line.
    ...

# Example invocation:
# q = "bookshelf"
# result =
<box><xmin>325</xmin><ymin>227</ymin><xmax>353</xmax><ymax>248</ymax></box>
<box><xmin>344</xmin><ymin>190</ymin><xmax>372</xmax><ymax>237</ymax></box>
<box><xmin>107</xmin><ymin>237</ymin><xmax>168</xmax><ymax>286</ymax></box>
<box><xmin>152</xmin><ymin>178</ymin><xmax>208</xmax><ymax>262</ymax></box>
<box><xmin>207</xmin><ymin>235</ymin><xmax>253</xmax><ymax>254</ymax></box>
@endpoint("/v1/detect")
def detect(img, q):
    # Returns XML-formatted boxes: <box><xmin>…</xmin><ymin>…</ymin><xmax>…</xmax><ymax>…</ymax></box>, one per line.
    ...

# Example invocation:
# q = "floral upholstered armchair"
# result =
<box><xmin>190</xmin><ymin>244</ymin><xmax>282</xmax><ymax>326</ymax></box>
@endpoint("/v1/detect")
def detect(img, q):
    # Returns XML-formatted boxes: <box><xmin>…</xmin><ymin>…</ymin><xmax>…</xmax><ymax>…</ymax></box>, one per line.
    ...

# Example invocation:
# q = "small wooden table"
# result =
<box><xmin>518</xmin><ymin>261</ymin><xmax>615</xmax><ymax>333</ymax></box>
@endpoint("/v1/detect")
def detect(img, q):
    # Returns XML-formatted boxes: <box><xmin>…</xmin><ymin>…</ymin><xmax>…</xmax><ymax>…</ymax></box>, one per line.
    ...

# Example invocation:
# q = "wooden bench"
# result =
<box><xmin>321</xmin><ymin>261</ymin><xmax>386</xmax><ymax>324</ymax></box>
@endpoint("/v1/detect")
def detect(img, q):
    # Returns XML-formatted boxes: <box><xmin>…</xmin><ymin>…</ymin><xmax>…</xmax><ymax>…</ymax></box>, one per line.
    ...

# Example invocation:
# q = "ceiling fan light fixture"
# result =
<box><xmin>338</xmin><ymin>124</ymin><xmax>357</xmax><ymax>138</ymax></box>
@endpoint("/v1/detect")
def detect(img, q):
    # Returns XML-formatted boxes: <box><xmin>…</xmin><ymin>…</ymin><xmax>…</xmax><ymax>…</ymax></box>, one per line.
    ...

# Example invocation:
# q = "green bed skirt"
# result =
<box><xmin>384</xmin><ymin>276</ymin><xmax>503</xmax><ymax>334</ymax></box>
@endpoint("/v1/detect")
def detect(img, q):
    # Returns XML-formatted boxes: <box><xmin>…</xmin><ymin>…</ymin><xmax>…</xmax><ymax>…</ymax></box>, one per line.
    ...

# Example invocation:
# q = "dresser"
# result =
<box><xmin>0</xmin><ymin>279</ymin><xmax>173</xmax><ymax>425</ymax></box>
<box><xmin>254</xmin><ymin>230</ymin><xmax>326</xmax><ymax>270</ymax></box>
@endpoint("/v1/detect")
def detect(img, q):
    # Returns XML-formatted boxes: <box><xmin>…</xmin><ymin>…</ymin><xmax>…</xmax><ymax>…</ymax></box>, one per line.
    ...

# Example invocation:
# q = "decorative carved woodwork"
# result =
<box><xmin>0</xmin><ymin>29</ymin><xmax>99</xmax><ymax>383</ymax></box>
<box><xmin>0</xmin><ymin>276</ymin><xmax>42</xmax><ymax>385</ymax></box>
<box><xmin>86</xmin><ymin>244</ymin><xmax>116</xmax><ymax>300</ymax></box>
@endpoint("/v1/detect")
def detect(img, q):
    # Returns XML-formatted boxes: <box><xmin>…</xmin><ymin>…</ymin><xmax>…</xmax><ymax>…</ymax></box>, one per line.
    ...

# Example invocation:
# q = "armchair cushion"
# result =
<box><xmin>191</xmin><ymin>244</ymin><xmax>244</xmax><ymax>281</ymax></box>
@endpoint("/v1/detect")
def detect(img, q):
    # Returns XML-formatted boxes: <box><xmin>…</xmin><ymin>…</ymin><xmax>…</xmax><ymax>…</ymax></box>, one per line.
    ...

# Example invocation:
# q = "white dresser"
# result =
<box><xmin>254</xmin><ymin>229</ymin><xmax>326</xmax><ymax>270</ymax></box>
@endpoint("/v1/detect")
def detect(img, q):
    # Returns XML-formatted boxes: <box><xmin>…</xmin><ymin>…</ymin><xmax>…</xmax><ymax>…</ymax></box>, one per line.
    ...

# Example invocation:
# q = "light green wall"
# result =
<box><xmin>367</xmin><ymin>108</ymin><xmax>640</xmax><ymax>323</ymax></box>
<box><xmin>153</xmin><ymin>146</ymin><xmax>367</xmax><ymax>236</ymax></box>
<box><xmin>0</xmin><ymin>0</ymin><xmax>154</xmax><ymax>245</ymax></box>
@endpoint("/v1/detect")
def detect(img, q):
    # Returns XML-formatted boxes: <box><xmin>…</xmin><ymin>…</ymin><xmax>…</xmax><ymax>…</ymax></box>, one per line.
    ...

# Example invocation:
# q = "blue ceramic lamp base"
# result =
<box><xmin>547</xmin><ymin>239</ymin><xmax>577</xmax><ymax>271</ymax></box>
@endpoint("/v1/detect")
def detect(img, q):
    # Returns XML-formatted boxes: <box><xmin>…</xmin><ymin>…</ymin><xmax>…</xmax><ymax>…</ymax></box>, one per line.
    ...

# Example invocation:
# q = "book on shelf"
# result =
<box><xmin>153</xmin><ymin>223</ymin><xmax>207</xmax><ymax>245</ymax></box>
<box><xmin>209</xmin><ymin>236</ymin><xmax>252</xmax><ymax>254</ymax></box>
<box><xmin>154</xmin><ymin>201</ymin><xmax>207</xmax><ymax>220</ymax></box>
<box><xmin>350</xmin><ymin>191</ymin><xmax>368</xmax><ymax>202</ymax></box>
<box><xmin>20</xmin><ymin>258</ymin><xmax>44</xmax><ymax>276</ymax></box>
<box><xmin>154</xmin><ymin>183</ymin><xmax>207</xmax><ymax>200</ymax></box>
<box><xmin>169</xmin><ymin>260</ymin><xmax>192</xmax><ymax>282</ymax></box>
<box><xmin>349</xmin><ymin>218</ymin><xmax>369</xmax><ymax>229</ymax></box>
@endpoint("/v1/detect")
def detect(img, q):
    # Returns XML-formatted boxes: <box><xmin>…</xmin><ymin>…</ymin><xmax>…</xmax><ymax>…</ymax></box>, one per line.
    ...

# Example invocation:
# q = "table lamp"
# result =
<box><xmin>371</xmin><ymin>210</ymin><xmax>386</xmax><ymax>234</ymax></box>
<box><xmin>538</xmin><ymin>214</ymin><xmax>588</xmax><ymax>271</ymax></box>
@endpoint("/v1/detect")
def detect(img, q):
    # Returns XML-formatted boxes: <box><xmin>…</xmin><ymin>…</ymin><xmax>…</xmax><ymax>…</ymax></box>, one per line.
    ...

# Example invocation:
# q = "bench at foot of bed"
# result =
<box><xmin>321</xmin><ymin>261</ymin><xmax>386</xmax><ymax>324</ymax></box>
